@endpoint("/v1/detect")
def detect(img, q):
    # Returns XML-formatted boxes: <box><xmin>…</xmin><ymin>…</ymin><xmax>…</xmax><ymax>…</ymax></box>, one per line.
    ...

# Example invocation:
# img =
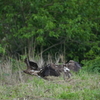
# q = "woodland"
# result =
<box><xmin>1</xmin><ymin>0</ymin><xmax>100</xmax><ymax>72</ymax></box>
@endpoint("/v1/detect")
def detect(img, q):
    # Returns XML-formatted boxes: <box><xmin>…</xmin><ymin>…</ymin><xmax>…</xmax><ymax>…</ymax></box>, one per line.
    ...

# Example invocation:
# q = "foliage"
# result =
<box><xmin>0</xmin><ymin>0</ymin><xmax>100</xmax><ymax>64</ymax></box>
<box><xmin>0</xmin><ymin>44</ymin><xmax>5</xmax><ymax>54</ymax></box>
<box><xmin>82</xmin><ymin>56</ymin><xmax>100</xmax><ymax>72</ymax></box>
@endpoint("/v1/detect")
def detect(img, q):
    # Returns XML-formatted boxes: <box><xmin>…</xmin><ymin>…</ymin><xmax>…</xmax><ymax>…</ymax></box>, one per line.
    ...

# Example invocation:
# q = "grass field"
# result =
<box><xmin>0</xmin><ymin>58</ymin><xmax>100</xmax><ymax>100</ymax></box>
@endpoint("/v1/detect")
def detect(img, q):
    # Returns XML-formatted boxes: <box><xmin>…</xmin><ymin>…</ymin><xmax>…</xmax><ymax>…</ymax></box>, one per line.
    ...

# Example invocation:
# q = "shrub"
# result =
<box><xmin>82</xmin><ymin>57</ymin><xmax>100</xmax><ymax>73</ymax></box>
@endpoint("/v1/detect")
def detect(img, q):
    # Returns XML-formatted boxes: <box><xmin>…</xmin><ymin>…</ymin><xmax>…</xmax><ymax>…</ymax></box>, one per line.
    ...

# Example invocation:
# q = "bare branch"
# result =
<box><xmin>40</xmin><ymin>40</ymin><xmax>65</xmax><ymax>55</ymax></box>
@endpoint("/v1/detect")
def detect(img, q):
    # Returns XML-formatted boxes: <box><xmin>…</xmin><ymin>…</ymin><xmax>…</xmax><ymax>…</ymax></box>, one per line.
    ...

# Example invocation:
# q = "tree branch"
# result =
<box><xmin>40</xmin><ymin>40</ymin><xmax>65</xmax><ymax>55</ymax></box>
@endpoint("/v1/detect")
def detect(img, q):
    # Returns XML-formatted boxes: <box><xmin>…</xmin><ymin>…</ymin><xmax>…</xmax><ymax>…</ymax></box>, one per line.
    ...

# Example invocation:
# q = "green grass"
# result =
<box><xmin>0</xmin><ymin>59</ymin><xmax>100</xmax><ymax>100</ymax></box>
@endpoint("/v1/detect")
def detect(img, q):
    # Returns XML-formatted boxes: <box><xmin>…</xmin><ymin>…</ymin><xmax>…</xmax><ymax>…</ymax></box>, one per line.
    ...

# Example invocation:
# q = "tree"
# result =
<box><xmin>0</xmin><ymin>0</ymin><xmax>100</xmax><ymax>63</ymax></box>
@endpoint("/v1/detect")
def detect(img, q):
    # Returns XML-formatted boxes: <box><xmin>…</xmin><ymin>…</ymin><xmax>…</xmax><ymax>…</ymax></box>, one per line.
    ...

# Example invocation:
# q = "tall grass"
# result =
<box><xmin>0</xmin><ymin>56</ymin><xmax>100</xmax><ymax>100</ymax></box>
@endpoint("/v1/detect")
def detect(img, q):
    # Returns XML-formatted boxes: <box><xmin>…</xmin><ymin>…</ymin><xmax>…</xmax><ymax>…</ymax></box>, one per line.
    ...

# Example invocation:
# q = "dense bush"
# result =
<box><xmin>82</xmin><ymin>57</ymin><xmax>100</xmax><ymax>72</ymax></box>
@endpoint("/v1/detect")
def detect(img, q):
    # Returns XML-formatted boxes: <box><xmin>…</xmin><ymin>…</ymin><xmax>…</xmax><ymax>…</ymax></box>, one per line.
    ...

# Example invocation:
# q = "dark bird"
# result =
<box><xmin>65</xmin><ymin>60</ymin><xmax>81</xmax><ymax>72</ymax></box>
<box><xmin>24</xmin><ymin>58</ymin><xmax>38</xmax><ymax>70</ymax></box>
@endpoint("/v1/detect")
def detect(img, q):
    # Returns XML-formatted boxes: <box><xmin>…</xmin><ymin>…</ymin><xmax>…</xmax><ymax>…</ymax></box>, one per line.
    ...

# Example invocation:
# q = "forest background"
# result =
<box><xmin>0</xmin><ymin>0</ymin><xmax>100</xmax><ymax>72</ymax></box>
